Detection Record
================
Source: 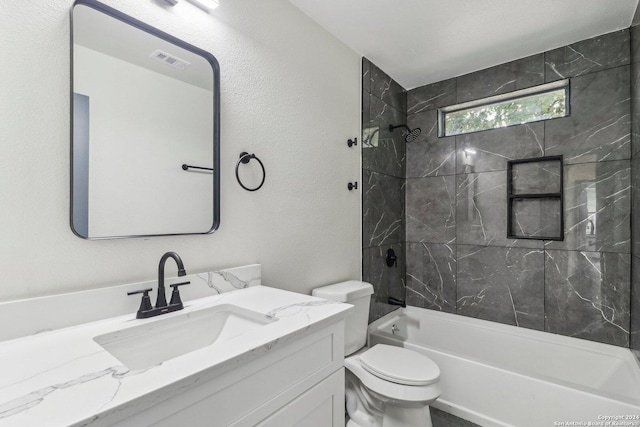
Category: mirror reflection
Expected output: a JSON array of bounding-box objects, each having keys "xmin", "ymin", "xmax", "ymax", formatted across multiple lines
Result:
[{"xmin": 71, "ymin": 0, "xmax": 219, "ymax": 239}]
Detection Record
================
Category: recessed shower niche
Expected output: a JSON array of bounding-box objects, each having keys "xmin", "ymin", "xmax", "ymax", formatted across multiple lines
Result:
[
  {"xmin": 71, "ymin": 0, "xmax": 220, "ymax": 239},
  {"xmin": 507, "ymin": 156, "xmax": 564, "ymax": 240}
]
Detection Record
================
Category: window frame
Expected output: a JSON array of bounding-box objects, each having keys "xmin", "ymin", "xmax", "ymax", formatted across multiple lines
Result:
[{"xmin": 437, "ymin": 79, "xmax": 570, "ymax": 137}]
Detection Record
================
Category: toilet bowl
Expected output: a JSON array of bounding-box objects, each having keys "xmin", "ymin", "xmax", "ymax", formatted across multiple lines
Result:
[
  {"xmin": 312, "ymin": 281, "xmax": 442, "ymax": 427},
  {"xmin": 345, "ymin": 344, "xmax": 441, "ymax": 427}
]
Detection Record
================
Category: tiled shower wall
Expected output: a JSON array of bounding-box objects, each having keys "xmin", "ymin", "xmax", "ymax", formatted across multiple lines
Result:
[
  {"xmin": 362, "ymin": 59, "xmax": 407, "ymax": 322},
  {"xmin": 631, "ymin": 12, "xmax": 640, "ymax": 351},
  {"xmin": 405, "ymin": 30, "xmax": 632, "ymax": 347}
]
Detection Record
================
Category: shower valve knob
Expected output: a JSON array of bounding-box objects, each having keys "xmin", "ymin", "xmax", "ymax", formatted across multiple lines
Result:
[
  {"xmin": 348, "ymin": 182, "xmax": 358, "ymax": 191},
  {"xmin": 347, "ymin": 138, "xmax": 358, "ymax": 147},
  {"xmin": 386, "ymin": 248, "xmax": 397, "ymax": 267}
]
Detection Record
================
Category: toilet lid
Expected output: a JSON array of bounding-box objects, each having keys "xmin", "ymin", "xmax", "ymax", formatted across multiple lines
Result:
[{"xmin": 359, "ymin": 344, "xmax": 440, "ymax": 386}]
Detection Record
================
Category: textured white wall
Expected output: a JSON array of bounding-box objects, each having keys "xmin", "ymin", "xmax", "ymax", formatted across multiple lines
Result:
[{"xmin": 0, "ymin": 0, "xmax": 361, "ymax": 301}]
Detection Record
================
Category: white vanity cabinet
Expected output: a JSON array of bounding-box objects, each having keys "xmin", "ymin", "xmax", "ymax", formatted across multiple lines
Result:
[
  {"xmin": 109, "ymin": 321, "xmax": 345, "ymax": 427},
  {"xmin": 0, "ymin": 269, "xmax": 351, "ymax": 427},
  {"xmin": 256, "ymin": 369, "xmax": 344, "ymax": 427}
]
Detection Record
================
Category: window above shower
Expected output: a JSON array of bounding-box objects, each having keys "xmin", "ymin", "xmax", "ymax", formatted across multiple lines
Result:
[{"xmin": 437, "ymin": 79, "xmax": 570, "ymax": 137}]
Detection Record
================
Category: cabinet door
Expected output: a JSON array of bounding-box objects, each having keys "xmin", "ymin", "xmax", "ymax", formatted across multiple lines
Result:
[{"xmin": 257, "ymin": 368, "xmax": 345, "ymax": 427}]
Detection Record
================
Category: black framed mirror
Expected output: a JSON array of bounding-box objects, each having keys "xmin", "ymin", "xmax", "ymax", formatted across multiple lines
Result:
[{"xmin": 71, "ymin": 0, "xmax": 220, "ymax": 239}]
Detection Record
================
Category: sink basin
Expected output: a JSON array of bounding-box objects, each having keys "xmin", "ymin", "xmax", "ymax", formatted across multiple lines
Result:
[{"xmin": 94, "ymin": 304, "xmax": 276, "ymax": 370}]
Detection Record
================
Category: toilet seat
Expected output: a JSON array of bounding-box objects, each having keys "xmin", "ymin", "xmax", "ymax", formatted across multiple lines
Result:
[
  {"xmin": 359, "ymin": 344, "xmax": 439, "ymax": 386},
  {"xmin": 345, "ymin": 345, "xmax": 442, "ymax": 404}
]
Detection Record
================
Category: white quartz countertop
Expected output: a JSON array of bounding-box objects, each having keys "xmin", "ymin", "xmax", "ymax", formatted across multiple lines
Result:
[{"xmin": 0, "ymin": 286, "xmax": 351, "ymax": 426}]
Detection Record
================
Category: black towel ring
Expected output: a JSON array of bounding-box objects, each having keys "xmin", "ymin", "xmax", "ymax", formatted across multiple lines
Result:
[{"xmin": 235, "ymin": 152, "xmax": 265, "ymax": 192}]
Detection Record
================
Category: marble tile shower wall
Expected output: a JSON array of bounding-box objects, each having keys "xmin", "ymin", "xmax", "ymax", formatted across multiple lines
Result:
[
  {"xmin": 405, "ymin": 30, "xmax": 632, "ymax": 347},
  {"xmin": 631, "ymin": 23, "xmax": 640, "ymax": 350},
  {"xmin": 362, "ymin": 58, "xmax": 407, "ymax": 322}
]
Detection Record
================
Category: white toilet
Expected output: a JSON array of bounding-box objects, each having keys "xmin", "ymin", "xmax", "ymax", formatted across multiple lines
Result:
[{"xmin": 312, "ymin": 281, "xmax": 442, "ymax": 427}]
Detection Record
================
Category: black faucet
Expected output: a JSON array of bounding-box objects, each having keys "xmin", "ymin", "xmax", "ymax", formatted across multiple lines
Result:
[
  {"xmin": 127, "ymin": 252, "xmax": 190, "ymax": 319},
  {"xmin": 157, "ymin": 251, "xmax": 187, "ymax": 308}
]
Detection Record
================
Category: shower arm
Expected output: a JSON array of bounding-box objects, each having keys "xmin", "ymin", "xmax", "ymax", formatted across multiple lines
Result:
[{"xmin": 389, "ymin": 124, "xmax": 411, "ymax": 133}]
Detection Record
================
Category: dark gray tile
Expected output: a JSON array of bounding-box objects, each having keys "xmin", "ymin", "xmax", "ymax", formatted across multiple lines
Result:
[
  {"xmin": 456, "ymin": 171, "xmax": 543, "ymax": 248},
  {"xmin": 431, "ymin": 407, "xmax": 481, "ymax": 427},
  {"xmin": 456, "ymin": 122, "xmax": 544, "ymax": 174},
  {"xmin": 367, "ymin": 242, "xmax": 405, "ymax": 324},
  {"xmin": 511, "ymin": 198, "xmax": 562, "ymax": 239},
  {"xmin": 545, "ymin": 161, "xmax": 631, "ymax": 253},
  {"xmin": 368, "ymin": 243, "xmax": 406, "ymax": 305},
  {"xmin": 545, "ymin": 250, "xmax": 630, "ymax": 347},
  {"xmin": 407, "ymin": 78, "xmax": 456, "ymax": 115},
  {"xmin": 634, "ymin": 156, "xmax": 640, "ymax": 257},
  {"xmin": 632, "ymin": 25, "xmax": 640, "ymax": 65},
  {"xmin": 362, "ymin": 57, "xmax": 371, "ymax": 93},
  {"xmin": 631, "ymin": 255, "xmax": 640, "ymax": 350},
  {"xmin": 456, "ymin": 54, "xmax": 544, "ymax": 103},
  {"xmin": 360, "ymin": 35, "xmax": 636, "ymax": 346},
  {"xmin": 362, "ymin": 248, "xmax": 371, "ymax": 284},
  {"xmin": 632, "ymin": 31, "xmax": 640, "ymax": 156},
  {"xmin": 368, "ymin": 60, "xmax": 406, "ymax": 113},
  {"xmin": 363, "ymin": 170, "xmax": 404, "ymax": 247},
  {"xmin": 545, "ymin": 66, "xmax": 631, "ymax": 164},
  {"xmin": 632, "ymin": 63, "xmax": 640, "ymax": 157},
  {"xmin": 457, "ymin": 245, "xmax": 545, "ymax": 330},
  {"xmin": 369, "ymin": 301, "xmax": 400, "ymax": 323},
  {"xmin": 545, "ymin": 30, "xmax": 630, "ymax": 82},
  {"xmin": 364, "ymin": 95, "xmax": 406, "ymax": 177},
  {"xmin": 511, "ymin": 159, "xmax": 562, "ymax": 194},
  {"xmin": 406, "ymin": 109, "xmax": 456, "ymax": 177},
  {"xmin": 406, "ymin": 176, "xmax": 456, "ymax": 244},
  {"xmin": 406, "ymin": 242, "xmax": 456, "ymax": 313}
]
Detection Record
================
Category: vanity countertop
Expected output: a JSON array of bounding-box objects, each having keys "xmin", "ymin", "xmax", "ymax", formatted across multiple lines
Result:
[{"xmin": 0, "ymin": 286, "xmax": 351, "ymax": 426}]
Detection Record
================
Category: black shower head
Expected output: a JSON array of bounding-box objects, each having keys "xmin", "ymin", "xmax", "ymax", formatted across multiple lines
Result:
[
  {"xmin": 404, "ymin": 127, "xmax": 422, "ymax": 143},
  {"xmin": 389, "ymin": 124, "xmax": 421, "ymax": 143}
]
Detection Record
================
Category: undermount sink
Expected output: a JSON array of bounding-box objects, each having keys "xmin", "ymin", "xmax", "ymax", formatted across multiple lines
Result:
[{"xmin": 94, "ymin": 304, "xmax": 276, "ymax": 370}]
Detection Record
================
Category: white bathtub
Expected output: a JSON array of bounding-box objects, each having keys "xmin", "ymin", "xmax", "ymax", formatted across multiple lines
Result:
[{"xmin": 368, "ymin": 306, "xmax": 640, "ymax": 427}]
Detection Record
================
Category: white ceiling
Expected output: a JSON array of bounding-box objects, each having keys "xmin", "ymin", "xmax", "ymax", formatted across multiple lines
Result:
[
  {"xmin": 74, "ymin": 4, "xmax": 213, "ymax": 91},
  {"xmin": 288, "ymin": 0, "xmax": 639, "ymax": 89}
]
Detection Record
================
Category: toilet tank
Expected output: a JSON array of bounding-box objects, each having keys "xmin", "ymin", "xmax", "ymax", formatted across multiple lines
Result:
[{"xmin": 312, "ymin": 281, "xmax": 374, "ymax": 356}]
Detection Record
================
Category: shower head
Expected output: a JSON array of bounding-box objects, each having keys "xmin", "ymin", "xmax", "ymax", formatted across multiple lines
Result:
[
  {"xmin": 389, "ymin": 124, "xmax": 421, "ymax": 143},
  {"xmin": 404, "ymin": 127, "xmax": 422, "ymax": 143}
]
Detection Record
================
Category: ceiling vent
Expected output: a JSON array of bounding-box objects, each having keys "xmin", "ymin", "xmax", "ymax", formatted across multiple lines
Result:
[{"xmin": 150, "ymin": 49, "xmax": 190, "ymax": 70}]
